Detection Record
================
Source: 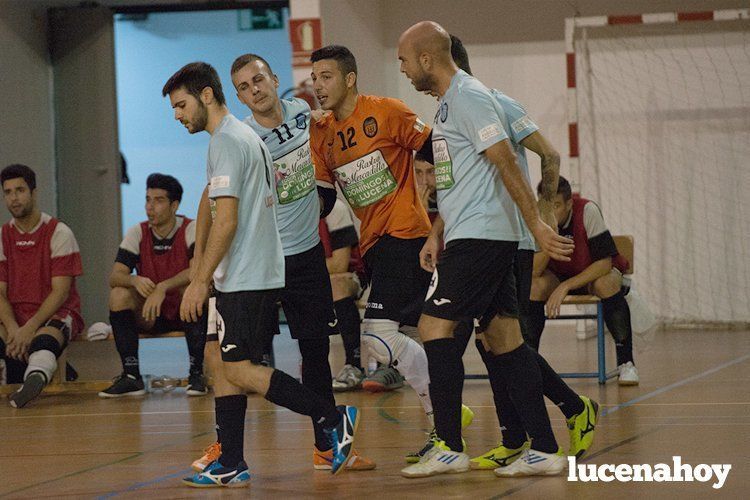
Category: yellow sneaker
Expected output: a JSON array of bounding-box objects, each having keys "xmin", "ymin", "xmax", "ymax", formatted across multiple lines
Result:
[
  {"xmin": 461, "ymin": 404, "xmax": 474, "ymax": 428},
  {"xmin": 191, "ymin": 442, "xmax": 222, "ymax": 472},
  {"xmin": 313, "ymin": 446, "xmax": 376, "ymax": 471},
  {"xmin": 470, "ymin": 441, "xmax": 528, "ymax": 470}
]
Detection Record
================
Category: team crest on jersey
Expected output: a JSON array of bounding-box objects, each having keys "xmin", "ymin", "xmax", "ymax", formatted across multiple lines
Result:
[
  {"xmin": 363, "ymin": 116, "xmax": 378, "ymax": 138},
  {"xmin": 439, "ymin": 101, "xmax": 449, "ymax": 123},
  {"xmin": 294, "ymin": 112, "xmax": 307, "ymax": 130}
]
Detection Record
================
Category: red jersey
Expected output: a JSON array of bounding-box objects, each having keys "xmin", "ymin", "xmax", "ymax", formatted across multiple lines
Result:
[{"xmin": 0, "ymin": 213, "xmax": 84, "ymax": 335}]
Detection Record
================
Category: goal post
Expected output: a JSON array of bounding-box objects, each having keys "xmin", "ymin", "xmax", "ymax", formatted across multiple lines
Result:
[{"xmin": 565, "ymin": 9, "xmax": 750, "ymax": 326}]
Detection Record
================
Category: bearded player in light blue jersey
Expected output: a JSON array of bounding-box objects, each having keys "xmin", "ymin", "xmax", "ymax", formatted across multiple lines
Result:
[
  {"xmin": 398, "ymin": 22, "xmax": 576, "ymax": 479},
  {"xmin": 189, "ymin": 54, "xmax": 374, "ymax": 474},
  {"xmin": 162, "ymin": 62, "xmax": 359, "ymax": 487}
]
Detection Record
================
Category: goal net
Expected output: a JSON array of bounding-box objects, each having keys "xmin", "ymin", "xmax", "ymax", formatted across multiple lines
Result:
[{"xmin": 569, "ymin": 12, "xmax": 750, "ymax": 326}]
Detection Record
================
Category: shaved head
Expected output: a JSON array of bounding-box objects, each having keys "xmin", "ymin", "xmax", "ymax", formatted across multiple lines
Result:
[{"xmin": 398, "ymin": 21, "xmax": 456, "ymax": 94}]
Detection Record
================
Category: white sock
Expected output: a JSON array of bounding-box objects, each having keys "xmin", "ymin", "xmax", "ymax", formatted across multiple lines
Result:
[{"xmin": 25, "ymin": 349, "xmax": 57, "ymax": 384}]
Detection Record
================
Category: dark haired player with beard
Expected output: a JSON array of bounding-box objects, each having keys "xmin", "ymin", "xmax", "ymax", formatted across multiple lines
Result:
[
  {"xmin": 162, "ymin": 62, "xmax": 359, "ymax": 487},
  {"xmin": 0, "ymin": 164, "xmax": 84, "ymax": 408}
]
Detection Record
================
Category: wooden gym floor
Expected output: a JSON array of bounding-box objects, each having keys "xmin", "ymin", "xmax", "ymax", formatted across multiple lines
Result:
[{"xmin": 0, "ymin": 324, "xmax": 748, "ymax": 499}]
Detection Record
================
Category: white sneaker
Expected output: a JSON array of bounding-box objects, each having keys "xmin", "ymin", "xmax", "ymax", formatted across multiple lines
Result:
[
  {"xmin": 618, "ymin": 361, "xmax": 639, "ymax": 386},
  {"xmin": 401, "ymin": 441, "xmax": 469, "ymax": 478},
  {"xmin": 332, "ymin": 364, "xmax": 364, "ymax": 392},
  {"xmin": 494, "ymin": 448, "xmax": 566, "ymax": 477}
]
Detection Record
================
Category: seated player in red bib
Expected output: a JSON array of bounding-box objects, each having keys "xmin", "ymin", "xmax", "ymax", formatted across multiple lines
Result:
[
  {"xmin": 0, "ymin": 164, "xmax": 84, "ymax": 408},
  {"xmin": 99, "ymin": 173, "xmax": 207, "ymax": 397},
  {"xmin": 529, "ymin": 176, "xmax": 638, "ymax": 385}
]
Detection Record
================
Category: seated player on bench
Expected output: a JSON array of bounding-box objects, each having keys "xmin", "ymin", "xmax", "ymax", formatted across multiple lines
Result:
[
  {"xmin": 99, "ymin": 173, "xmax": 207, "ymax": 397},
  {"xmin": 0, "ymin": 164, "xmax": 84, "ymax": 408},
  {"xmin": 528, "ymin": 175, "xmax": 639, "ymax": 385}
]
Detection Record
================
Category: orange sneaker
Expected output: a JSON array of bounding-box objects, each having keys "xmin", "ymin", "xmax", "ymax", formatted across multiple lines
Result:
[
  {"xmin": 313, "ymin": 446, "xmax": 376, "ymax": 471},
  {"xmin": 192, "ymin": 442, "xmax": 222, "ymax": 472}
]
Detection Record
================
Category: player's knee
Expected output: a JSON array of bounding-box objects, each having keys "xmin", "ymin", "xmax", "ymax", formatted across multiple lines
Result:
[
  {"xmin": 483, "ymin": 315, "xmax": 523, "ymax": 354},
  {"xmin": 530, "ymin": 274, "xmax": 555, "ymax": 300},
  {"xmin": 109, "ymin": 286, "xmax": 135, "ymax": 311},
  {"xmin": 591, "ymin": 271, "xmax": 621, "ymax": 298}
]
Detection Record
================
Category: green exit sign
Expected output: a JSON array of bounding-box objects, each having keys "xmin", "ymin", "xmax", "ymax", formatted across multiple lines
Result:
[{"xmin": 237, "ymin": 7, "xmax": 284, "ymax": 31}]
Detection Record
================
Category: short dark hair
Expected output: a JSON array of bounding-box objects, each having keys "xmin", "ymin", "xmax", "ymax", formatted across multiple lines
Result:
[
  {"xmin": 1, "ymin": 164, "xmax": 36, "ymax": 191},
  {"xmin": 231, "ymin": 53, "xmax": 273, "ymax": 76},
  {"xmin": 414, "ymin": 147, "xmax": 433, "ymax": 165},
  {"xmin": 311, "ymin": 45, "xmax": 357, "ymax": 77},
  {"xmin": 450, "ymin": 34, "xmax": 472, "ymax": 75},
  {"xmin": 538, "ymin": 175, "xmax": 572, "ymax": 201},
  {"xmin": 147, "ymin": 173, "xmax": 183, "ymax": 203},
  {"xmin": 162, "ymin": 62, "xmax": 225, "ymax": 105}
]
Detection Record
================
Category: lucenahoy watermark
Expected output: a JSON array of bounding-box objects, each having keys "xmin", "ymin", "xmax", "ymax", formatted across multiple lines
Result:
[{"xmin": 567, "ymin": 456, "xmax": 731, "ymax": 489}]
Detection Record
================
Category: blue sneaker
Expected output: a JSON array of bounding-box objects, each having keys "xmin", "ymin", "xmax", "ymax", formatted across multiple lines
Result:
[
  {"xmin": 325, "ymin": 405, "xmax": 360, "ymax": 475},
  {"xmin": 182, "ymin": 460, "xmax": 251, "ymax": 488}
]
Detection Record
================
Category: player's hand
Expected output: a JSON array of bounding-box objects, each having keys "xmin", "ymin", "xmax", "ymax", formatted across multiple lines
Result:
[
  {"xmin": 417, "ymin": 184, "xmax": 432, "ymax": 210},
  {"xmin": 180, "ymin": 281, "xmax": 208, "ymax": 323},
  {"xmin": 420, "ymin": 234, "xmax": 441, "ymax": 272},
  {"xmin": 310, "ymin": 109, "xmax": 330, "ymax": 123},
  {"xmin": 142, "ymin": 284, "xmax": 166, "ymax": 322},
  {"xmin": 131, "ymin": 275, "xmax": 156, "ymax": 298},
  {"xmin": 532, "ymin": 220, "xmax": 574, "ymax": 262},
  {"xmin": 7, "ymin": 323, "xmax": 35, "ymax": 361},
  {"xmin": 546, "ymin": 283, "xmax": 570, "ymax": 318}
]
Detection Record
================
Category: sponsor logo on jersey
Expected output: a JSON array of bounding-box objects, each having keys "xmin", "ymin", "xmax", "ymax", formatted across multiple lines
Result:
[
  {"xmin": 295, "ymin": 112, "xmax": 307, "ymax": 130},
  {"xmin": 15, "ymin": 240, "xmax": 35, "ymax": 247},
  {"xmin": 478, "ymin": 123, "xmax": 502, "ymax": 142}
]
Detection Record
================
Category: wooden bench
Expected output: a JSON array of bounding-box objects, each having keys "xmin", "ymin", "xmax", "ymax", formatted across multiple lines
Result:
[{"xmin": 554, "ymin": 235, "xmax": 634, "ymax": 384}]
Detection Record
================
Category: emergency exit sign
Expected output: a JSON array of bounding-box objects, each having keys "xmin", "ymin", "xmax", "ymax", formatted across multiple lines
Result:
[{"xmin": 237, "ymin": 7, "xmax": 284, "ymax": 31}]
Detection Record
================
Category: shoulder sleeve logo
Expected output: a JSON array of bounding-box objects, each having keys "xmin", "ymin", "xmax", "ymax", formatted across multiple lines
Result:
[{"xmin": 363, "ymin": 116, "xmax": 378, "ymax": 138}]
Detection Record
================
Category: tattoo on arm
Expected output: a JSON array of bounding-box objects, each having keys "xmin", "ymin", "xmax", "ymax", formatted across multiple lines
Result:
[{"xmin": 539, "ymin": 152, "xmax": 560, "ymax": 203}]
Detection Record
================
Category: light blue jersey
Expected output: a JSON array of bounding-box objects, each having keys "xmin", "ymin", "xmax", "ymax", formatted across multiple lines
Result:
[
  {"xmin": 431, "ymin": 70, "xmax": 522, "ymax": 244},
  {"xmin": 490, "ymin": 89, "xmax": 539, "ymax": 251},
  {"xmin": 244, "ymin": 98, "xmax": 320, "ymax": 256},
  {"xmin": 207, "ymin": 114, "xmax": 284, "ymax": 292}
]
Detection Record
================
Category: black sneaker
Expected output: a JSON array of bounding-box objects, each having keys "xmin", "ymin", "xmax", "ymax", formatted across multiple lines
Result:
[
  {"xmin": 9, "ymin": 372, "xmax": 47, "ymax": 408},
  {"xmin": 98, "ymin": 373, "xmax": 146, "ymax": 398},
  {"xmin": 186, "ymin": 373, "xmax": 208, "ymax": 397}
]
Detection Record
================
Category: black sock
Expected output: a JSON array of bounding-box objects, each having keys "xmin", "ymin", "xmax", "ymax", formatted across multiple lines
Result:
[
  {"xmin": 424, "ymin": 338, "xmax": 464, "ymax": 452},
  {"xmin": 299, "ymin": 339, "xmax": 336, "ymax": 451},
  {"xmin": 334, "ymin": 297, "xmax": 362, "ymax": 369},
  {"xmin": 454, "ymin": 320, "xmax": 474, "ymax": 357},
  {"xmin": 215, "ymin": 395, "xmax": 246, "ymax": 467},
  {"xmin": 532, "ymin": 349, "xmax": 584, "ymax": 419},
  {"xmin": 110, "ymin": 310, "xmax": 140, "ymax": 378},
  {"xmin": 476, "ymin": 339, "xmax": 526, "ymax": 448},
  {"xmin": 524, "ymin": 301, "xmax": 546, "ymax": 351},
  {"xmin": 265, "ymin": 369, "xmax": 340, "ymax": 428},
  {"xmin": 491, "ymin": 344, "xmax": 558, "ymax": 453},
  {"xmin": 602, "ymin": 289, "xmax": 634, "ymax": 366},
  {"xmin": 184, "ymin": 318, "xmax": 207, "ymax": 376}
]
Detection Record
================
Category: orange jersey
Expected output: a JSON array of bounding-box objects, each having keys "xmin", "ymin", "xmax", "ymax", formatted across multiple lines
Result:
[{"xmin": 311, "ymin": 94, "xmax": 432, "ymax": 255}]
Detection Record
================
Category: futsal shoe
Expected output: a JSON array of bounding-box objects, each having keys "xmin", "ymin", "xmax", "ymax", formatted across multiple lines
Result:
[
  {"xmin": 186, "ymin": 373, "xmax": 209, "ymax": 397},
  {"xmin": 9, "ymin": 372, "xmax": 46, "ymax": 408},
  {"xmin": 618, "ymin": 361, "xmax": 640, "ymax": 386},
  {"xmin": 98, "ymin": 373, "xmax": 146, "ymax": 398},
  {"xmin": 405, "ymin": 404, "xmax": 474, "ymax": 463},
  {"xmin": 192, "ymin": 442, "xmax": 222, "ymax": 472},
  {"xmin": 313, "ymin": 446, "xmax": 376, "ymax": 470},
  {"xmin": 183, "ymin": 460, "xmax": 251, "ymax": 488},
  {"xmin": 494, "ymin": 447, "xmax": 566, "ymax": 477},
  {"xmin": 324, "ymin": 405, "xmax": 360, "ymax": 475},
  {"xmin": 362, "ymin": 366, "xmax": 404, "ymax": 392},
  {"xmin": 470, "ymin": 441, "xmax": 528, "ymax": 470},
  {"xmin": 401, "ymin": 440, "xmax": 469, "ymax": 478},
  {"xmin": 332, "ymin": 364, "xmax": 365, "ymax": 392},
  {"xmin": 567, "ymin": 396, "xmax": 599, "ymax": 458}
]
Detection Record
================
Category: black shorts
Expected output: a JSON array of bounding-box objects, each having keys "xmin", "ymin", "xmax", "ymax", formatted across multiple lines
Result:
[
  {"xmin": 421, "ymin": 239, "xmax": 519, "ymax": 330},
  {"xmin": 280, "ymin": 242, "xmax": 337, "ymax": 340},
  {"xmin": 362, "ymin": 234, "xmax": 432, "ymax": 327},
  {"xmin": 514, "ymin": 249, "xmax": 534, "ymax": 315},
  {"xmin": 215, "ymin": 289, "xmax": 281, "ymax": 363}
]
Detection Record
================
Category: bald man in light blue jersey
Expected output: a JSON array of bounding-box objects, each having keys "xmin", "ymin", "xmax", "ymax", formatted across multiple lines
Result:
[
  {"xmin": 444, "ymin": 34, "xmax": 599, "ymax": 474},
  {"xmin": 163, "ymin": 62, "xmax": 359, "ymax": 487},
  {"xmin": 398, "ymin": 22, "xmax": 576, "ymax": 479}
]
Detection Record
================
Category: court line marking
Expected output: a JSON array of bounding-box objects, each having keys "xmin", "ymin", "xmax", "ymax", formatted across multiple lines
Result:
[{"xmin": 96, "ymin": 468, "xmax": 194, "ymax": 500}]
